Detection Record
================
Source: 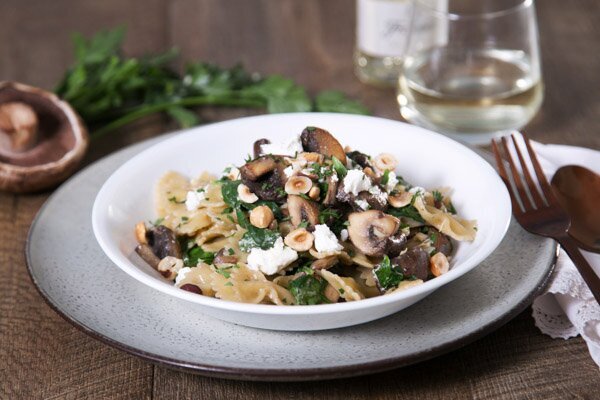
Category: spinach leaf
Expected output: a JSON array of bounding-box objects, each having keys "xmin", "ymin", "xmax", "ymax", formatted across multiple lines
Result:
[
  {"xmin": 184, "ymin": 245, "xmax": 215, "ymax": 267},
  {"xmin": 220, "ymin": 179, "xmax": 241, "ymax": 208},
  {"xmin": 387, "ymin": 204, "xmax": 425, "ymax": 223},
  {"xmin": 239, "ymin": 228, "xmax": 280, "ymax": 252},
  {"xmin": 289, "ymin": 274, "xmax": 330, "ymax": 305},
  {"xmin": 374, "ymin": 255, "xmax": 404, "ymax": 290}
]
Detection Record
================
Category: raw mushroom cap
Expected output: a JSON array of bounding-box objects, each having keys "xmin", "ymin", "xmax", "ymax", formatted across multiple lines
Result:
[{"xmin": 347, "ymin": 210, "xmax": 400, "ymax": 256}]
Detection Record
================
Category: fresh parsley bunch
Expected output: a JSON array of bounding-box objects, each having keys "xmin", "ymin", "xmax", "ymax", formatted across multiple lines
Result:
[{"xmin": 55, "ymin": 27, "xmax": 369, "ymax": 138}]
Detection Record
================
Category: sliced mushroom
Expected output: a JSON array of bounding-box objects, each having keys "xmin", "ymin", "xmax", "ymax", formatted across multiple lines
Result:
[
  {"xmin": 239, "ymin": 156, "xmax": 278, "ymax": 181},
  {"xmin": 147, "ymin": 225, "xmax": 183, "ymax": 259},
  {"xmin": 387, "ymin": 232, "xmax": 408, "ymax": 257},
  {"xmin": 300, "ymin": 127, "xmax": 346, "ymax": 164},
  {"xmin": 323, "ymin": 175, "xmax": 339, "ymax": 205},
  {"xmin": 430, "ymin": 228, "xmax": 453, "ymax": 256},
  {"xmin": 347, "ymin": 210, "xmax": 400, "ymax": 256},
  {"xmin": 241, "ymin": 162, "xmax": 287, "ymax": 202},
  {"xmin": 311, "ymin": 256, "xmax": 339, "ymax": 270},
  {"xmin": 135, "ymin": 244, "xmax": 161, "ymax": 269},
  {"xmin": 287, "ymin": 194, "xmax": 320, "ymax": 228},
  {"xmin": 354, "ymin": 191, "xmax": 387, "ymax": 211},
  {"xmin": 391, "ymin": 247, "xmax": 429, "ymax": 280},
  {"xmin": 214, "ymin": 248, "xmax": 238, "ymax": 265},
  {"xmin": 346, "ymin": 150, "xmax": 372, "ymax": 169},
  {"xmin": 253, "ymin": 138, "xmax": 270, "ymax": 159}
]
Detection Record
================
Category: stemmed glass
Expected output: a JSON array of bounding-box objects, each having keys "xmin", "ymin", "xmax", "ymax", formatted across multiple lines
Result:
[{"xmin": 397, "ymin": 0, "xmax": 543, "ymax": 144}]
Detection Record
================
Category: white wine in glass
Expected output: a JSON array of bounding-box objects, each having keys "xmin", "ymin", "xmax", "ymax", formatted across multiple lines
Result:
[{"xmin": 398, "ymin": 0, "xmax": 544, "ymax": 144}]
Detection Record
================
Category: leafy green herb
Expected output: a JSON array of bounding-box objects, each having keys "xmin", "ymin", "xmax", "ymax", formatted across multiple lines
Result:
[
  {"xmin": 374, "ymin": 255, "xmax": 404, "ymax": 290},
  {"xmin": 387, "ymin": 205, "xmax": 425, "ymax": 223},
  {"xmin": 239, "ymin": 228, "xmax": 280, "ymax": 252},
  {"xmin": 380, "ymin": 170, "xmax": 390, "ymax": 186},
  {"xmin": 314, "ymin": 90, "xmax": 370, "ymax": 115},
  {"xmin": 220, "ymin": 180, "xmax": 241, "ymax": 208},
  {"xmin": 305, "ymin": 126, "xmax": 316, "ymax": 132},
  {"xmin": 55, "ymin": 28, "xmax": 369, "ymax": 138},
  {"xmin": 184, "ymin": 245, "xmax": 215, "ymax": 267},
  {"xmin": 227, "ymin": 248, "xmax": 235, "ymax": 255},
  {"xmin": 216, "ymin": 266, "xmax": 232, "ymax": 278},
  {"xmin": 168, "ymin": 196, "xmax": 185, "ymax": 204},
  {"xmin": 432, "ymin": 190, "xmax": 443, "ymax": 203},
  {"xmin": 331, "ymin": 156, "xmax": 347, "ymax": 179},
  {"xmin": 338, "ymin": 288, "xmax": 345, "ymax": 295},
  {"xmin": 319, "ymin": 208, "xmax": 341, "ymax": 224},
  {"xmin": 447, "ymin": 201, "xmax": 457, "ymax": 214},
  {"xmin": 297, "ymin": 221, "xmax": 309, "ymax": 229},
  {"xmin": 150, "ymin": 217, "xmax": 164, "ymax": 226},
  {"xmin": 289, "ymin": 274, "xmax": 330, "ymax": 305},
  {"xmin": 224, "ymin": 282, "xmax": 234, "ymax": 287}
]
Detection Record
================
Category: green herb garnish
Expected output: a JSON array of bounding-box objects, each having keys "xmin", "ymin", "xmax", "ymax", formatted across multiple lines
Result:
[
  {"xmin": 168, "ymin": 196, "xmax": 185, "ymax": 204},
  {"xmin": 331, "ymin": 156, "xmax": 347, "ymax": 178},
  {"xmin": 289, "ymin": 274, "xmax": 330, "ymax": 305},
  {"xmin": 432, "ymin": 190, "xmax": 443, "ymax": 203},
  {"xmin": 184, "ymin": 245, "xmax": 215, "ymax": 267},
  {"xmin": 380, "ymin": 170, "xmax": 390, "ymax": 186},
  {"xmin": 374, "ymin": 255, "xmax": 404, "ymax": 290},
  {"xmin": 387, "ymin": 205, "xmax": 425, "ymax": 223},
  {"xmin": 55, "ymin": 28, "xmax": 369, "ymax": 138}
]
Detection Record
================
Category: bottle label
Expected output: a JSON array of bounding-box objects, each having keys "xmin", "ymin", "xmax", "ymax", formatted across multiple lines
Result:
[{"xmin": 357, "ymin": 0, "xmax": 413, "ymax": 58}]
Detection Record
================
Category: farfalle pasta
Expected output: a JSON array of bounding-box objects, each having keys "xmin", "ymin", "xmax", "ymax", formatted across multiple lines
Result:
[{"xmin": 133, "ymin": 127, "xmax": 477, "ymax": 305}]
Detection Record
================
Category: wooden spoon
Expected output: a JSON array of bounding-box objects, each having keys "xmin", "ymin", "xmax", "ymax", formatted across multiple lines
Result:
[{"xmin": 551, "ymin": 165, "xmax": 600, "ymax": 253}]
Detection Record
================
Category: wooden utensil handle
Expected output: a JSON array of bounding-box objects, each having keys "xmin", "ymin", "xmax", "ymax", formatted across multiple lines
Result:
[{"xmin": 558, "ymin": 235, "xmax": 600, "ymax": 305}]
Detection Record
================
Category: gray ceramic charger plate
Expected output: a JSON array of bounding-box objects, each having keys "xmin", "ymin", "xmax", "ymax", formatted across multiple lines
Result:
[{"xmin": 26, "ymin": 133, "xmax": 556, "ymax": 382}]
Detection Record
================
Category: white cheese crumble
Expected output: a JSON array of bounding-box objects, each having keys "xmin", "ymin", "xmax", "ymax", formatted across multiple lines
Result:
[
  {"xmin": 385, "ymin": 171, "xmax": 399, "ymax": 192},
  {"xmin": 283, "ymin": 165, "xmax": 295, "ymax": 178},
  {"xmin": 342, "ymin": 169, "xmax": 372, "ymax": 195},
  {"xmin": 260, "ymin": 133, "xmax": 303, "ymax": 157},
  {"xmin": 185, "ymin": 190, "xmax": 206, "ymax": 211},
  {"xmin": 340, "ymin": 229, "xmax": 349, "ymax": 242},
  {"xmin": 313, "ymin": 224, "xmax": 344, "ymax": 253},
  {"xmin": 247, "ymin": 237, "xmax": 298, "ymax": 275},
  {"xmin": 175, "ymin": 267, "xmax": 192, "ymax": 285},
  {"xmin": 368, "ymin": 185, "xmax": 388, "ymax": 203},
  {"xmin": 409, "ymin": 186, "xmax": 426, "ymax": 197},
  {"xmin": 355, "ymin": 199, "xmax": 370, "ymax": 210}
]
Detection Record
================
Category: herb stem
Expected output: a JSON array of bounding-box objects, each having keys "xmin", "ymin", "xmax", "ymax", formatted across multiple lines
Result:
[{"xmin": 91, "ymin": 95, "xmax": 265, "ymax": 138}]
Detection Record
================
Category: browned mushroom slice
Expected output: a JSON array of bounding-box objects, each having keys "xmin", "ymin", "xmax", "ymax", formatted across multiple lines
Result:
[
  {"xmin": 300, "ymin": 127, "xmax": 346, "ymax": 164},
  {"xmin": 242, "ymin": 164, "xmax": 287, "ymax": 202},
  {"xmin": 239, "ymin": 156, "xmax": 278, "ymax": 181},
  {"xmin": 347, "ymin": 210, "xmax": 400, "ymax": 257},
  {"xmin": 147, "ymin": 225, "xmax": 183, "ymax": 259},
  {"xmin": 323, "ymin": 175, "xmax": 339, "ymax": 205},
  {"xmin": 387, "ymin": 232, "xmax": 408, "ymax": 257},
  {"xmin": 253, "ymin": 138, "xmax": 270, "ymax": 159},
  {"xmin": 287, "ymin": 194, "xmax": 320, "ymax": 228},
  {"xmin": 311, "ymin": 256, "xmax": 339, "ymax": 270},
  {"xmin": 354, "ymin": 191, "xmax": 387, "ymax": 211},
  {"xmin": 135, "ymin": 244, "xmax": 161, "ymax": 269},
  {"xmin": 391, "ymin": 247, "xmax": 429, "ymax": 280},
  {"xmin": 213, "ymin": 248, "xmax": 238, "ymax": 265},
  {"xmin": 346, "ymin": 150, "xmax": 372, "ymax": 169},
  {"xmin": 430, "ymin": 228, "xmax": 453, "ymax": 256}
]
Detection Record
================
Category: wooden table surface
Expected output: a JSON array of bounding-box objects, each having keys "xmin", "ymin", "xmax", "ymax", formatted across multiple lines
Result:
[{"xmin": 1, "ymin": 1, "xmax": 599, "ymax": 398}]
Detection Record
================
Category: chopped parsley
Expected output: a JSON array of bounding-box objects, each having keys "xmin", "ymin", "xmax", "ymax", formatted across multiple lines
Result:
[
  {"xmin": 387, "ymin": 204, "xmax": 425, "ymax": 223},
  {"xmin": 289, "ymin": 274, "xmax": 330, "ymax": 305},
  {"xmin": 216, "ymin": 266, "xmax": 232, "ymax": 278},
  {"xmin": 168, "ymin": 196, "xmax": 185, "ymax": 204},
  {"xmin": 227, "ymin": 248, "xmax": 235, "ymax": 255},
  {"xmin": 224, "ymin": 282, "xmax": 234, "ymax": 287},
  {"xmin": 447, "ymin": 201, "xmax": 457, "ymax": 214},
  {"xmin": 380, "ymin": 169, "xmax": 390, "ymax": 186},
  {"xmin": 374, "ymin": 255, "xmax": 404, "ymax": 290},
  {"xmin": 150, "ymin": 217, "xmax": 164, "ymax": 226},
  {"xmin": 239, "ymin": 227, "xmax": 280, "ymax": 252},
  {"xmin": 432, "ymin": 190, "xmax": 443, "ymax": 203}
]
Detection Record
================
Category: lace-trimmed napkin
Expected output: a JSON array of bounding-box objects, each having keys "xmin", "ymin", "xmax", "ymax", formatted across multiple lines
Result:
[{"xmin": 509, "ymin": 134, "xmax": 600, "ymax": 366}]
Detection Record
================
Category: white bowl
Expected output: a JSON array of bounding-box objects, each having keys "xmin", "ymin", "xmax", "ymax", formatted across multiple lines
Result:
[{"xmin": 92, "ymin": 113, "xmax": 511, "ymax": 331}]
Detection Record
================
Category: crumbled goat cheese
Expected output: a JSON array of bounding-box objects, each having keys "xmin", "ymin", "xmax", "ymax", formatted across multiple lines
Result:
[
  {"xmin": 185, "ymin": 190, "xmax": 206, "ymax": 211},
  {"xmin": 368, "ymin": 185, "xmax": 388, "ymax": 203},
  {"xmin": 385, "ymin": 171, "xmax": 399, "ymax": 192},
  {"xmin": 409, "ymin": 186, "xmax": 426, "ymax": 197},
  {"xmin": 340, "ymin": 229, "xmax": 349, "ymax": 242},
  {"xmin": 175, "ymin": 267, "xmax": 193, "ymax": 285},
  {"xmin": 283, "ymin": 165, "xmax": 295, "ymax": 178},
  {"xmin": 314, "ymin": 224, "xmax": 344, "ymax": 253},
  {"xmin": 260, "ymin": 133, "xmax": 303, "ymax": 157},
  {"xmin": 247, "ymin": 237, "xmax": 298, "ymax": 275},
  {"xmin": 343, "ymin": 169, "xmax": 372, "ymax": 195},
  {"xmin": 355, "ymin": 199, "xmax": 370, "ymax": 210}
]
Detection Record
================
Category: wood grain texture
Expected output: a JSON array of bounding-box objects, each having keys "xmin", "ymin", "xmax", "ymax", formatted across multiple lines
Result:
[{"xmin": 1, "ymin": 0, "xmax": 599, "ymax": 399}]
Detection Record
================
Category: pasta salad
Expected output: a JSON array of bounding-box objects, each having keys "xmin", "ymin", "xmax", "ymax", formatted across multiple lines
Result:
[{"xmin": 133, "ymin": 127, "xmax": 477, "ymax": 305}]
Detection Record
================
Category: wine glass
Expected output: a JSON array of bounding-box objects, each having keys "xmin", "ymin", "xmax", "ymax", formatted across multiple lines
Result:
[{"xmin": 397, "ymin": 0, "xmax": 543, "ymax": 144}]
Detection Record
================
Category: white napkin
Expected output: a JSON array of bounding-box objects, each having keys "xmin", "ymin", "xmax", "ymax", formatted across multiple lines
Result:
[{"xmin": 509, "ymin": 134, "xmax": 600, "ymax": 367}]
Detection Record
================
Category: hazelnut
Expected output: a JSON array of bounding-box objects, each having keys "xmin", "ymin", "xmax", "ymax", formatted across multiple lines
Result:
[
  {"xmin": 430, "ymin": 252, "xmax": 449, "ymax": 277},
  {"xmin": 363, "ymin": 167, "xmax": 377, "ymax": 180},
  {"xmin": 388, "ymin": 191, "xmax": 412, "ymax": 208},
  {"xmin": 308, "ymin": 186, "xmax": 320, "ymax": 200},
  {"xmin": 285, "ymin": 176, "xmax": 313, "ymax": 195},
  {"xmin": 374, "ymin": 153, "xmax": 398, "ymax": 172},
  {"xmin": 249, "ymin": 205, "xmax": 274, "ymax": 228},
  {"xmin": 299, "ymin": 152, "xmax": 324, "ymax": 164},
  {"xmin": 237, "ymin": 183, "xmax": 259, "ymax": 203},
  {"xmin": 134, "ymin": 221, "xmax": 148, "ymax": 244},
  {"xmin": 284, "ymin": 228, "xmax": 314, "ymax": 252},
  {"xmin": 157, "ymin": 256, "xmax": 184, "ymax": 280}
]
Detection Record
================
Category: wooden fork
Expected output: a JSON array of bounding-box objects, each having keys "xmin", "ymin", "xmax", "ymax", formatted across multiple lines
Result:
[{"xmin": 492, "ymin": 133, "xmax": 600, "ymax": 305}]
